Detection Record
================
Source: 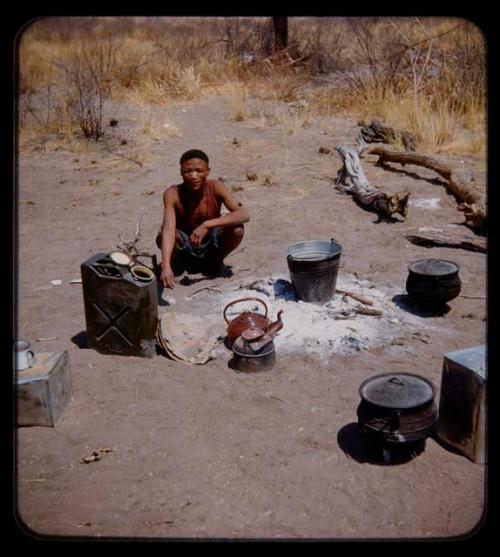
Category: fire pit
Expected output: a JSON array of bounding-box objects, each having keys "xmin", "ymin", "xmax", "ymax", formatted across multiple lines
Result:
[{"xmin": 357, "ymin": 372, "xmax": 438, "ymax": 463}]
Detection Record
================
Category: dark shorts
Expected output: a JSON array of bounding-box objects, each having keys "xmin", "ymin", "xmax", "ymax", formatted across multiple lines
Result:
[{"xmin": 177, "ymin": 227, "xmax": 222, "ymax": 271}]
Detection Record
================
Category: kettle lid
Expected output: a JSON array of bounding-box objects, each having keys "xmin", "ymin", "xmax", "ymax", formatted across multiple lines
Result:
[{"xmin": 233, "ymin": 328, "xmax": 274, "ymax": 355}]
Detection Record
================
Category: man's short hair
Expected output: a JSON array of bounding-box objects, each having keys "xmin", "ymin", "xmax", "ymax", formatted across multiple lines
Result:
[{"xmin": 180, "ymin": 149, "xmax": 209, "ymax": 165}]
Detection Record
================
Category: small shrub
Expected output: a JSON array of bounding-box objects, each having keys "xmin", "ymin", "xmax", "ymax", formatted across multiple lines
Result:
[{"xmin": 58, "ymin": 39, "xmax": 117, "ymax": 141}]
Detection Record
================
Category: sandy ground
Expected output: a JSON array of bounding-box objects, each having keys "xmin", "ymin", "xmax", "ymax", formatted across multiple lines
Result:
[{"xmin": 15, "ymin": 94, "xmax": 487, "ymax": 541}]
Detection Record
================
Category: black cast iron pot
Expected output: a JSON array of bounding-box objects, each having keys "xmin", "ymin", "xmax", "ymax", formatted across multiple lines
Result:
[
  {"xmin": 357, "ymin": 373, "xmax": 438, "ymax": 444},
  {"xmin": 406, "ymin": 259, "xmax": 461, "ymax": 306}
]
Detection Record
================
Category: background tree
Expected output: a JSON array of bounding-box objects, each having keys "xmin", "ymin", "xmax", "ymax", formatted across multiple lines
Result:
[{"xmin": 272, "ymin": 16, "xmax": 288, "ymax": 51}]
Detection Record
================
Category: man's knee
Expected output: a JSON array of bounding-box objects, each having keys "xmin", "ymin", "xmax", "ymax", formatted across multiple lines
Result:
[
  {"xmin": 223, "ymin": 224, "xmax": 244, "ymax": 241},
  {"xmin": 233, "ymin": 224, "xmax": 244, "ymax": 239}
]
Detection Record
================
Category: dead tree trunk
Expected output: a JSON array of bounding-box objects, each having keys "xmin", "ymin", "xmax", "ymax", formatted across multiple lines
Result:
[
  {"xmin": 272, "ymin": 16, "xmax": 288, "ymax": 52},
  {"xmin": 335, "ymin": 145, "xmax": 410, "ymax": 220},
  {"xmin": 366, "ymin": 145, "xmax": 486, "ymax": 230}
]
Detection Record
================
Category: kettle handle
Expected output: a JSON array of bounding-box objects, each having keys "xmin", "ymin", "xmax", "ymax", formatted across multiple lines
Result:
[{"xmin": 223, "ymin": 297, "xmax": 269, "ymax": 325}]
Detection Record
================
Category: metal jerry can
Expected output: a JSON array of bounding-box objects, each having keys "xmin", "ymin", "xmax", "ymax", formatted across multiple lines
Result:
[{"xmin": 81, "ymin": 253, "xmax": 158, "ymax": 358}]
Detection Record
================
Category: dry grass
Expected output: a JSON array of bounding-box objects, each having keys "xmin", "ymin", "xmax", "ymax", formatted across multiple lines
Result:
[{"xmin": 17, "ymin": 16, "xmax": 486, "ymax": 155}]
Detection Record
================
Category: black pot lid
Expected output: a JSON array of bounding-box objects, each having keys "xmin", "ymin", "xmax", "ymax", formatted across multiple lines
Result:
[
  {"xmin": 408, "ymin": 259, "xmax": 459, "ymax": 277},
  {"xmin": 359, "ymin": 373, "xmax": 435, "ymax": 409}
]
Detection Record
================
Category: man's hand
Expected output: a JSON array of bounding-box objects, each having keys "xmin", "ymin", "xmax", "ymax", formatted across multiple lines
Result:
[
  {"xmin": 160, "ymin": 263, "xmax": 175, "ymax": 289},
  {"xmin": 190, "ymin": 223, "xmax": 209, "ymax": 248}
]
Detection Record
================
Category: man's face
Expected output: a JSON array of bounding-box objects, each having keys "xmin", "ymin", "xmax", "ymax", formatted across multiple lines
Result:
[{"xmin": 180, "ymin": 158, "xmax": 210, "ymax": 192}]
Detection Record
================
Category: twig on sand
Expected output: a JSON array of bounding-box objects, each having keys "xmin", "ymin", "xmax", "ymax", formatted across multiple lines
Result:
[
  {"xmin": 81, "ymin": 447, "xmax": 115, "ymax": 464},
  {"xmin": 354, "ymin": 305, "xmax": 383, "ymax": 316},
  {"xmin": 237, "ymin": 280, "xmax": 269, "ymax": 295},
  {"xmin": 268, "ymin": 395, "xmax": 287, "ymax": 404},
  {"xmin": 337, "ymin": 289, "xmax": 374, "ymax": 306},
  {"xmin": 187, "ymin": 285, "xmax": 223, "ymax": 298},
  {"xmin": 104, "ymin": 146, "xmax": 143, "ymax": 167},
  {"xmin": 459, "ymin": 294, "xmax": 486, "ymax": 300}
]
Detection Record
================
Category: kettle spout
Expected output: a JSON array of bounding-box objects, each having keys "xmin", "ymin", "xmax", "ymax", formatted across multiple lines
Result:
[{"xmin": 265, "ymin": 309, "xmax": 284, "ymax": 338}]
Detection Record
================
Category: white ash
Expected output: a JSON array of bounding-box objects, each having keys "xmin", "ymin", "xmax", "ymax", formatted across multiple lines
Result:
[{"xmin": 189, "ymin": 274, "xmax": 436, "ymax": 361}]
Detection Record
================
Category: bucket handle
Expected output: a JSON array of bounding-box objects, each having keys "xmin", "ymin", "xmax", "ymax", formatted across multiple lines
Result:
[{"xmin": 223, "ymin": 297, "xmax": 268, "ymax": 325}]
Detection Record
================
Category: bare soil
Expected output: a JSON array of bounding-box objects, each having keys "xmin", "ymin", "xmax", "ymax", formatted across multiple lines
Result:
[{"xmin": 15, "ymin": 95, "xmax": 486, "ymax": 540}]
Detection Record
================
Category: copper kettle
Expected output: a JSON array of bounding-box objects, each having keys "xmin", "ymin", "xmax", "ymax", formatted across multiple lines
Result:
[{"xmin": 223, "ymin": 297, "xmax": 283, "ymax": 348}]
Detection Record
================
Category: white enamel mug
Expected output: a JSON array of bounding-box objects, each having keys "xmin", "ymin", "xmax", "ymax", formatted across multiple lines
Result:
[{"xmin": 14, "ymin": 340, "xmax": 35, "ymax": 371}]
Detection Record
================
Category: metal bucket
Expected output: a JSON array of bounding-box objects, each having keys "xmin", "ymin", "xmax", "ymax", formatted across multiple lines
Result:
[{"xmin": 286, "ymin": 239, "xmax": 342, "ymax": 303}]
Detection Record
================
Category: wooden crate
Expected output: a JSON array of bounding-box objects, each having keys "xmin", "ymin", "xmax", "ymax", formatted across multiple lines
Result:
[
  {"xmin": 16, "ymin": 351, "xmax": 72, "ymax": 427},
  {"xmin": 436, "ymin": 345, "xmax": 486, "ymax": 463}
]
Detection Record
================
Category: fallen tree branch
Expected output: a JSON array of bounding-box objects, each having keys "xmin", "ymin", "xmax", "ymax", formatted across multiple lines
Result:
[
  {"xmin": 365, "ymin": 145, "xmax": 486, "ymax": 230},
  {"xmin": 358, "ymin": 118, "xmax": 421, "ymax": 151},
  {"xmin": 405, "ymin": 231, "xmax": 486, "ymax": 253},
  {"xmin": 335, "ymin": 145, "xmax": 410, "ymax": 220}
]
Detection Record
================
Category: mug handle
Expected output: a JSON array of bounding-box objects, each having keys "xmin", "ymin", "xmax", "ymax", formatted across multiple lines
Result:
[{"xmin": 27, "ymin": 350, "xmax": 35, "ymax": 366}]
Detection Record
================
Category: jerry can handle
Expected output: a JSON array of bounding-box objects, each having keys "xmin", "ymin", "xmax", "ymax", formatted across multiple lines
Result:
[
  {"xmin": 91, "ymin": 261, "xmax": 126, "ymax": 278},
  {"xmin": 223, "ymin": 297, "xmax": 268, "ymax": 325}
]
